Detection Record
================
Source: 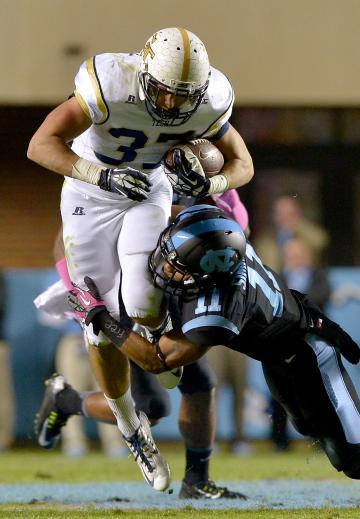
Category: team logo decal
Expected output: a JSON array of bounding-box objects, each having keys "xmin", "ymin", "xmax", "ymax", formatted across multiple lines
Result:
[
  {"xmin": 126, "ymin": 95, "xmax": 136, "ymax": 104},
  {"xmin": 72, "ymin": 206, "xmax": 85, "ymax": 215},
  {"xmin": 199, "ymin": 248, "xmax": 235, "ymax": 273},
  {"xmin": 143, "ymin": 42, "xmax": 155, "ymax": 62}
]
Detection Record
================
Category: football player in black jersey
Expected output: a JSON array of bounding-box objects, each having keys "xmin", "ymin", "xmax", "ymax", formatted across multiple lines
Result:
[{"xmin": 56, "ymin": 205, "xmax": 360, "ymax": 481}]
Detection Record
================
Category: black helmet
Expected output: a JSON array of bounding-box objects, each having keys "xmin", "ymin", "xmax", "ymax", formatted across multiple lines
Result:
[{"xmin": 149, "ymin": 204, "xmax": 247, "ymax": 295}]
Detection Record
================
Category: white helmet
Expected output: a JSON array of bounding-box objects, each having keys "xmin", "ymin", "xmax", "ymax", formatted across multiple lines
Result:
[{"xmin": 139, "ymin": 27, "xmax": 210, "ymax": 126}]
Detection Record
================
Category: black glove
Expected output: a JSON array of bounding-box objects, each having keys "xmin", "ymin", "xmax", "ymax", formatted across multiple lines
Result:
[
  {"xmin": 295, "ymin": 291, "xmax": 360, "ymax": 364},
  {"xmin": 98, "ymin": 167, "xmax": 151, "ymax": 201},
  {"xmin": 165, "ymin": 148, "xmax": 210, "ymax": 197},
  {"xmin": 310, "ymin": 313, "xmax": 360, "ymax": 364}
]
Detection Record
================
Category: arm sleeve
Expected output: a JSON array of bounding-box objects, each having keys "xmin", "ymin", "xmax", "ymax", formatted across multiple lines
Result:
[
  {"xmin": 74, "ymin": 55, "xmax": 110, "ymax": 124},
  {"xmin": 201, "ymin": 68, "xmax": 234, "ymax": 140},
  {"xmin": 183, "ymin": 319, "xmax": 239, "ymax": 346}
]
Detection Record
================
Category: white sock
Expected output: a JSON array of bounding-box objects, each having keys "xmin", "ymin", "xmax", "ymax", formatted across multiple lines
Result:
[{"xmin": 105, "ymin": 389, "xmax": 140, "ymax": 438}]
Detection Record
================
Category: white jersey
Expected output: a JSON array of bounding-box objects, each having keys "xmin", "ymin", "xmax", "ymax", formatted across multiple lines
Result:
[{"xmin": 69, "ymin": 52, "xmax": 234, "ymax": 196}]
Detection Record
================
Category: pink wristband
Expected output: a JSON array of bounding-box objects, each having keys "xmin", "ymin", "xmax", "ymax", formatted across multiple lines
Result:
[{"xmin": 56, "ymin": 257, "xmax": 73, "ymax": 291}]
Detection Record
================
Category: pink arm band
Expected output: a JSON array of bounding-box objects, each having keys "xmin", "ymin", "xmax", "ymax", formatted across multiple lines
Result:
[
  {"xmin": 56, "ymin": 257, "xmax": 73, "ymax": 291},
  {"xmin": 214, "ymin": 189, "xmax": 249, "ymax": 230}
]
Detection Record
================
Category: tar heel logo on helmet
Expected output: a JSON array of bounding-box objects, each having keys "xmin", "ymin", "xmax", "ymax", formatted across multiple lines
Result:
[{"xmin": 199, "ymin": 248, "xmax": 235, "ymax": 274}]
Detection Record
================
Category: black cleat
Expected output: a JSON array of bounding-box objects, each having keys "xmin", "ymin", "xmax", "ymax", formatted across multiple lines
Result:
[
  {"xmin": 179, "ymin": 479, "xmax": 247, "ymax": 500},
  {"xmin": 34, "ymin": 374, "xmax": 70, "ymax": 449}
]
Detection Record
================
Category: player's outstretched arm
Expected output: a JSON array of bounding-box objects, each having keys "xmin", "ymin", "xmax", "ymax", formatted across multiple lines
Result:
[
  {"xmin": 69, "ymin": 276, "xmax": 207, "ymax": 373},
  {"xmin": 91, "ymin": 310, "xmax": 207, "ymax": 373}
]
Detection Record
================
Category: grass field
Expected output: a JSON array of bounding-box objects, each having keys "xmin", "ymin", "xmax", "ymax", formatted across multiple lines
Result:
[{"xmin": 0, "ymin": 441, "xmax": 359, "ymax": 518}]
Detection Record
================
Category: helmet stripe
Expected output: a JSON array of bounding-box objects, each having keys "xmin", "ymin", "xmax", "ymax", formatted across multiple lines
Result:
[
  {"xmin": 178, "ymin": 27, "xmax": 190, "ymax": 82},
  {"xmin": 171, "ymin": 219, "xmax": 244, "ymax": 248}
]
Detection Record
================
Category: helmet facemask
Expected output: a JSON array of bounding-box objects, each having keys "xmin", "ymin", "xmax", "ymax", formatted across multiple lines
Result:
[
  {"xmin": 149, "ymin": 205, "xmax": 247, "ymax": 296},
  {"xmin": 139, "ymin": 72, "xmax": 208, "ymax": 126},
  {"xmin": 149, "ymin": 226, "xmax": 201, "ymax": 296}
]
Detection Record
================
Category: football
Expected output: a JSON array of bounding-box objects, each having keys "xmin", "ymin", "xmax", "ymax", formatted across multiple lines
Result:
[
  {"xmin": 156, "ymin": 367, "xmax": 184, "ymax": 389},
  {"xmin": 165, "ymin": 138, "xmax": 224, "ymax": 178}
]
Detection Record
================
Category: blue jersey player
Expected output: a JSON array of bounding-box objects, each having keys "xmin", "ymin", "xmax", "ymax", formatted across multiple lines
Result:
[{"xmin": 43, "ymin": 205, "xmax": 360, "ymax": 483}]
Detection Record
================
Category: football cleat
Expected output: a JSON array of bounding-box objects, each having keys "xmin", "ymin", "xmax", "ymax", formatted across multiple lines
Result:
[
  {"xmin": 123, "ymin": 411, "xmax": 171, "ymax": 492},
  {"xmin": 34, "ymin": 374, "xmax": 70, "ymax": 449},
  {"xmin": 179, "ymin": 479, "xmax": 247, "ymax": 500}
]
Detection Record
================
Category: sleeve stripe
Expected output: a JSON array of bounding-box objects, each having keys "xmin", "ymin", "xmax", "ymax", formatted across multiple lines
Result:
[
  {"xmin": 208, "ymin": 121, "xmax": 230, "ymax": 142},
  {"xmin": 182, "ymin": 315, "xmax": 240, "ymax": 335},
  {"xmin": 74, "ymin": 91, "xmax": 91, "ymax": 119},
  {"xmin": 86, "ymin": 56, "xmax": 109, "ymax": 124},
  {"xmin": 200, "ymin": 88, "xmax": 234, "ymax": 139}
]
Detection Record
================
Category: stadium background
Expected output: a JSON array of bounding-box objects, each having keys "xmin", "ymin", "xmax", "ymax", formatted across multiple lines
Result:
[{"xmin": 1, "ymin": 0, "xmax": 360, "ymax": 442}]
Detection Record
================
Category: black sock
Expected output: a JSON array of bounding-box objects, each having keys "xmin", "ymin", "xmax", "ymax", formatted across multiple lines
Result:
[
  {"xmin": 184, "ymin": 447, "xmax": 212, "ymax": 485},
  {"xmin": 55, "ymin": 386, "xmax": 83, "ymax": 416}
]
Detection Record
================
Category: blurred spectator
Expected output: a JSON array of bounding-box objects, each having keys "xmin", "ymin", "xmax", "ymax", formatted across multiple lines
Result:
[
  {"xmin": 254, "ymin": 195, "xmax": 329, "ymax": 272},
  {"xmin": 206, "ymin": 190, "xmax": 252, "ymax": 455},
  {"xmin": 269, "ymin": 237, "xmax": 331, "ymax": 451},
  {"xmin": 0, "ymin": 271, "xmax": 16, "ymax": 452},
  {"xmin": 281, "ymin": 237, "xmax": 331, "ymax": 308}
]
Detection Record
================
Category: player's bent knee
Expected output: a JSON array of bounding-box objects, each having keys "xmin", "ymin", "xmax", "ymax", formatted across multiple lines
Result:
[
  {"xmin": 135, "ymin": 393, "xmax": 171, "ymax": 421},
  {"xmin": 178, "ymin": 358, "xmax": 217, "ymax": 394}
]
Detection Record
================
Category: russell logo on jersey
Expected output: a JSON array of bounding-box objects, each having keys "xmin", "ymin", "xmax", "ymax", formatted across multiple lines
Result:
[{"xmin": 72, "ymin": 207, "xmax": 86, "ymax": 215}]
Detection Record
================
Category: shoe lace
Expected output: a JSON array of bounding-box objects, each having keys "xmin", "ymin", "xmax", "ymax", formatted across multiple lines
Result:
[
  {"xmin": 127, "ymin": 428, "xmax": 157, "ymax": 473},
  {"xmin": 47, "ymin": 410, "xmax": 68, "ymax": 432},
  {"xmin": 199, "ymin": 480, "xmax": 222, "ymax": 495},
  {"xmin": 199, "ymin": 480, "xmax": 243, "ymax": 498}
]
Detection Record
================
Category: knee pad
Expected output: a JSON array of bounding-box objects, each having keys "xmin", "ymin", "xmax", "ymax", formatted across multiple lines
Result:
[{"xmin": 178, "ymin": 357, "xmax": 217, "ymax": 395}]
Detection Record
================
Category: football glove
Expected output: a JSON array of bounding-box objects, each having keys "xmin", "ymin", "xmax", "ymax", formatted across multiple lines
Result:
[
  {"xmin": 68, "ymin": 276, "xmax": 107, "ymax": 332},
  {"xmin": 310, "ymin": 311, "xmax": 360, "ymax": 364},
  {"xmin": 68, "ymin": 277, "xmax": 134, "ymax": 345},
  {"xmin": 98, "ymin": 167, "xmax": 152, "ymax": 201},
  {"xmin": 164, "ymin": 148, "xmax": 210, "ymax": 197},
  {"xmin": 294, "ymin": 290, "xmax": 360, "ymax": 364}
]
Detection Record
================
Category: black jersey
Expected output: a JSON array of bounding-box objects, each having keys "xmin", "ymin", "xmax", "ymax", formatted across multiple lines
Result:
[{"xmin": 179, "ymin": 241, "xmax": 308, "ymax": 361}]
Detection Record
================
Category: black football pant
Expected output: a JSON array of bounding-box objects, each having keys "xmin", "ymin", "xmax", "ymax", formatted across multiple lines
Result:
[
  {"xmin": 130, "ymin": 356, "xmax": 216, "ymax": 420},
  {"xmin": 262, "ymin": 333, "xmax": 360, "ymax": 479}
]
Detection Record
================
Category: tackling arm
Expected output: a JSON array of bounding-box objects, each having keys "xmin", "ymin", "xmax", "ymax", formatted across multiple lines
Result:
[
  {"xmin": 90, "ymin": 310, "xmax": 208, "ymax": 373},
  {"xmin": 215, "ymin": 124, "xmax": 254, "ymax": 190}
]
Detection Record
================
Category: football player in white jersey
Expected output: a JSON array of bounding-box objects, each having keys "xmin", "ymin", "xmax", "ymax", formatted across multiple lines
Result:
[{"xmin": 27, "ymin": 27, "xmax": 254, "ymax": 490}]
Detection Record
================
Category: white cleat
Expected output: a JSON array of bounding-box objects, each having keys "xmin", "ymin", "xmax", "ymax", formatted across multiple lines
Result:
[{"xmin": 123, "ymin": 411, "xmax": 171, "ymax": 492}]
